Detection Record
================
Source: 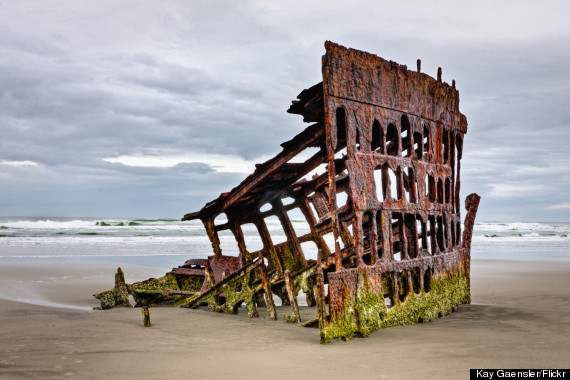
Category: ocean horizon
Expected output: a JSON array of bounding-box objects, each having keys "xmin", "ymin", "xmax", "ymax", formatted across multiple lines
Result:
[{"xmin": 1, "ymin": 217, "xmax": 569, "ymax": 269}]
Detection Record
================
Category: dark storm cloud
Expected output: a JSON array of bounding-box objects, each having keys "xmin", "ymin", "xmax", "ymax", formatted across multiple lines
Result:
[{"xmin": 1, "ymin": 0, "xmax": 569, "ymax": 220}]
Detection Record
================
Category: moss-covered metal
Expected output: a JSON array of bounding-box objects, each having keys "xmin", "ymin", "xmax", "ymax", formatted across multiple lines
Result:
[
  {"xmin": 93, "ymin": 269, "xmax": 204, "ymax": 309},
  {"xmin": 93, "ymin": 267, "xmax": 131, "ymax": 310},
  {"xmin": 142, "ymin": 306, "xmax": 151, "ymax": 327},
  {"xmin": 319, "ymin": 257, "xmax": 470, "ymax": 344},
  {"xmin": 128, "ymin": 274, "xmax": 180, "ymax": 307},
  {"xmin": 182, "ymin": 257, "xmax": 277, "ymax": 320}
]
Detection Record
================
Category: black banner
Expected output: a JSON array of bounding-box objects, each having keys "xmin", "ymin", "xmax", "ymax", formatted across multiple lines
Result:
[{"xmin": 471, "ymin": 369, "xmax": 569, "ymax": 379}]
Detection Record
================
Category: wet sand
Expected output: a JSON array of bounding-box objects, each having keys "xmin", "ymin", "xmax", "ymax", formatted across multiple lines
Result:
[{"xmin": 0, "ymin": 259, "xmax": 569, "ymax": 379}]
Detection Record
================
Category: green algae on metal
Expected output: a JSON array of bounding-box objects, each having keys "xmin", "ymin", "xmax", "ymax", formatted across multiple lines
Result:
[{"xmin": 319, "ymin": 269, "xmax": 470, "ymax": 344}]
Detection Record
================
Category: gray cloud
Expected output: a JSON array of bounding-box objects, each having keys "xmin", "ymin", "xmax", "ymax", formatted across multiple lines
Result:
[{"xmin": 1, "ymin": 0, "xmax": 569, "ymax": 221}]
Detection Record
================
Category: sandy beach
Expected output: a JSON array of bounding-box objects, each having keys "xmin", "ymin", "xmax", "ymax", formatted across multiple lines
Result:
[{"xmin": 0, "ymin": 259, "xmax": 568, "ymax": 379}]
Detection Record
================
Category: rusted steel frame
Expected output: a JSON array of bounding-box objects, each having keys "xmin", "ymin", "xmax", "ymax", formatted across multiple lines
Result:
[
  {"xmin": 321, "ymin": 40, "xmax": 466, "ymax": 338},
  {"xmin": 435, "ymin": 121, "xmax": 444, "ymax": 166},
  {"xmin": 169, "ymin": 268, "xmax": 206, "ymax": 277},
  {"xmin": 272, "ymin": 242, "xmax": 302, "ymax": 280},
  {"xmin": 371, "ymin": 248, "xmax": 464, "ymax": 277},
  {"xmin": 204, "ymin": 261, "xmax": 216, "ymax": 291},
  {"xmin": 396, "ymin": 213, "xmax": 409, "ymax": 260},
  {"xmin": 309, "ymin": 173, "xmax": 349, "ymax": 225},
  {"xmin": 336, "ymin": 105, "xmax": 455, "ymax": 166},
  {"xmin": 271, "ymin": 197, "xmax": 307, "ymax": 268},
  {"xmin": 181, "ymin": 258, "xmax": 209, "ymax": 267},
  {"xmin": 371, "ymin": 156, "xmax": 453, "ymax": 213},
  {"xmin": 277, "ymin": 163, "xmax": 312, "ymax": 179},
  {"xmin": 213, "ymin": 221, "xmax": 230, "ymax": 232},
  {"xmin": 284, "ymin": 270, "xmax": 301, "ymax": 323},
  {"xmin": 294, "ymin": 158, "xmax": 347, "ymax": 198},
  {"xmin": 181, "ymin": 210, "xmax": 200, "ymax": 221},
  {"xmin": 296, "ymin": 231, "xmax": 320, "ymax": 244},
  {"xmin": 175, "ymin": 43, "xmax": 475, "ymax": 343},
  {"xmin": 335, "ymin": 179, "xmax": 355, "ymax": 248},
  {"xmin": 405, "ymin": 214, "xmax": 417, "ymax": 259},
  {"xmin": 94, "ymin": 42, "xmax": 481, "ymax": 345},
  {"xmin": 436, "ymin": 214, "xmax": 446, "ymax": 252},
  {"xmin": 142, "ymin": 306, "xmax": 151, "ymax": 327},
  {"xmin": 254, "ymin": 148, "xmax": 328, "ymax": 208},
  {"xmin": 260, "ymin": 264, "xmax": 278, "ymax": 320},
  {"xmin": 308, "ymin": 190, "xmax": 330, "ymax": 220},
  {"xmin": 321, "ymin": 182, "xmax": 354, "ymax": 246},
  {"xmin": 323, "ymin": 100, "xmax": 344, "ymax": 273},
  {"xmin": 202, "ymin": 217, "xmax": 222, "ymax": 256},
  {"xmin": 415, "ymin": 215, "xmax": 428, "ymax": 256},
  {"xmin": 284, "ymin": 201, "xmax": 301, "ymax": 212},
  {"xmin": 288, "ymin": 147, "xmax": 328, "ymax": 183},
  {"xmin": 444, "ymin": 213, "xmax": 452, "ymax": 254},
  {"xmin": 271, "ymin": 261, "xmax": 317, "ymax": 308},
  {"xmin": 322, "ymin": 43, "xmax": 467, "ymax": 133},
  {"xmin": 449, "ymin": 131, "xmax": 456, "ymax": 213},
  {"xmin": 352, "ymin": 211, "xmax": 365, "ymax": 267},
  {"xmin": 324, "ymin": 220, "xmax": 457, "ymax": 289},
  {"xmin": 314, "ymin": 206, "xmax": 355, "ymax": 238},
  {"xmin": 338, "ymin": 220, "xmax": 354, "ymax": 249},
  {"xmin": 365, "ymin": 210, "xmax": 380, "ymax": 263},
  {"xmin": 404, "ymin": 213, "xmax": 418, "ymax": 259},
  {"xmin": 252, "ymin": 213, "xmax": 284, "ymax": 274},
  {"xmin": 462, "ymin": 193, "xmax": 481, "ymax": 250},
  {"xmin": 293, "ymin": 264, "xmax": 317, "ymax": 307},
  {"xmin": 212, "ymin": 254, "xmax": 240, "ymax": 280},
  {"xmin": 314, "ymin": 251, "xmax": 328, "ymax": 334},
  {"xmin": 226, "ymin": 215, "xmax": 251, "ymax": 266},
  {"xmin": 319, "ymin": 244, "xmax": 357, "ymax": 270},
  {"xmin": 245, "ymin": 235, "xmax": 309, "ymax": 277},
  {"xmin": 185, "ymin": 256, "xmax": 277, "ymax": 320},
  {"xmin": 455, "ymin": 212, "xmax": 462, "ymax": 245},
  {"xmin": 298, "ymin": 197, "xmax": 332, "ymax": 258},
  {"xmin": 321, "ymin": 247, "xmax": 468, "ymax": 342},
  {"xmin": 455, "ymin": 135, "xmax": 463, "ymax": 214},
  {"xmin": 288, "ymin": 81, "xmax": 324, "ymax": 123},
  {"xmin": 396, "ymin": 165, "xmax": 405, "ymax": 201},
  {"xmin": 380, "ymin": 209, "xmax": 392, "ymax": 262}
]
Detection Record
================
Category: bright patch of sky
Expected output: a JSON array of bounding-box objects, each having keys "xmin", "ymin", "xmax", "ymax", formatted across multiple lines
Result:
[
  {"xmin": 548, "ymin": 203, "xmax": 570, "ymax": 210},
  {"xmin": 0, "ymin": 160, "xmax": 38, "ymax": 167},
  {"xmin": 103, "ymin": 152, "xmax": 270, "ymax": 173}
]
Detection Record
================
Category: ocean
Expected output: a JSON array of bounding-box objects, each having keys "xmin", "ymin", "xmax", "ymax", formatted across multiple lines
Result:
[{"xmin": 0, "ymin": 217, "xmax": 569, "ymax": 269}]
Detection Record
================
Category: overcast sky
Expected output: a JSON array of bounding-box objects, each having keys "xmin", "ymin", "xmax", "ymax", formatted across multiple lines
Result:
[{"xmin": 1, "ymin": 0, "xmax": 569, "ymax": 221}]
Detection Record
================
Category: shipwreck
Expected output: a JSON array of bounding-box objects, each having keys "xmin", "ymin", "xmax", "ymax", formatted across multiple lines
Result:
[{"xmin": 95, "ymin": 42, "xmax": 480, "ymax": 344}]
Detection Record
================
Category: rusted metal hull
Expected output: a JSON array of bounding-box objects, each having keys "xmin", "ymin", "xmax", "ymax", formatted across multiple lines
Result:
[{"xmin": 94, "ymin": 41, "xmax": 480, "ymax": 343}]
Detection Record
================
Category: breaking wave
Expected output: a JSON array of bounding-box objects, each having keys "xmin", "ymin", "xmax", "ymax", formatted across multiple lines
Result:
[{"xmin": 0, "ymin": 218, "xmax": 568, "ymax": 262}]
